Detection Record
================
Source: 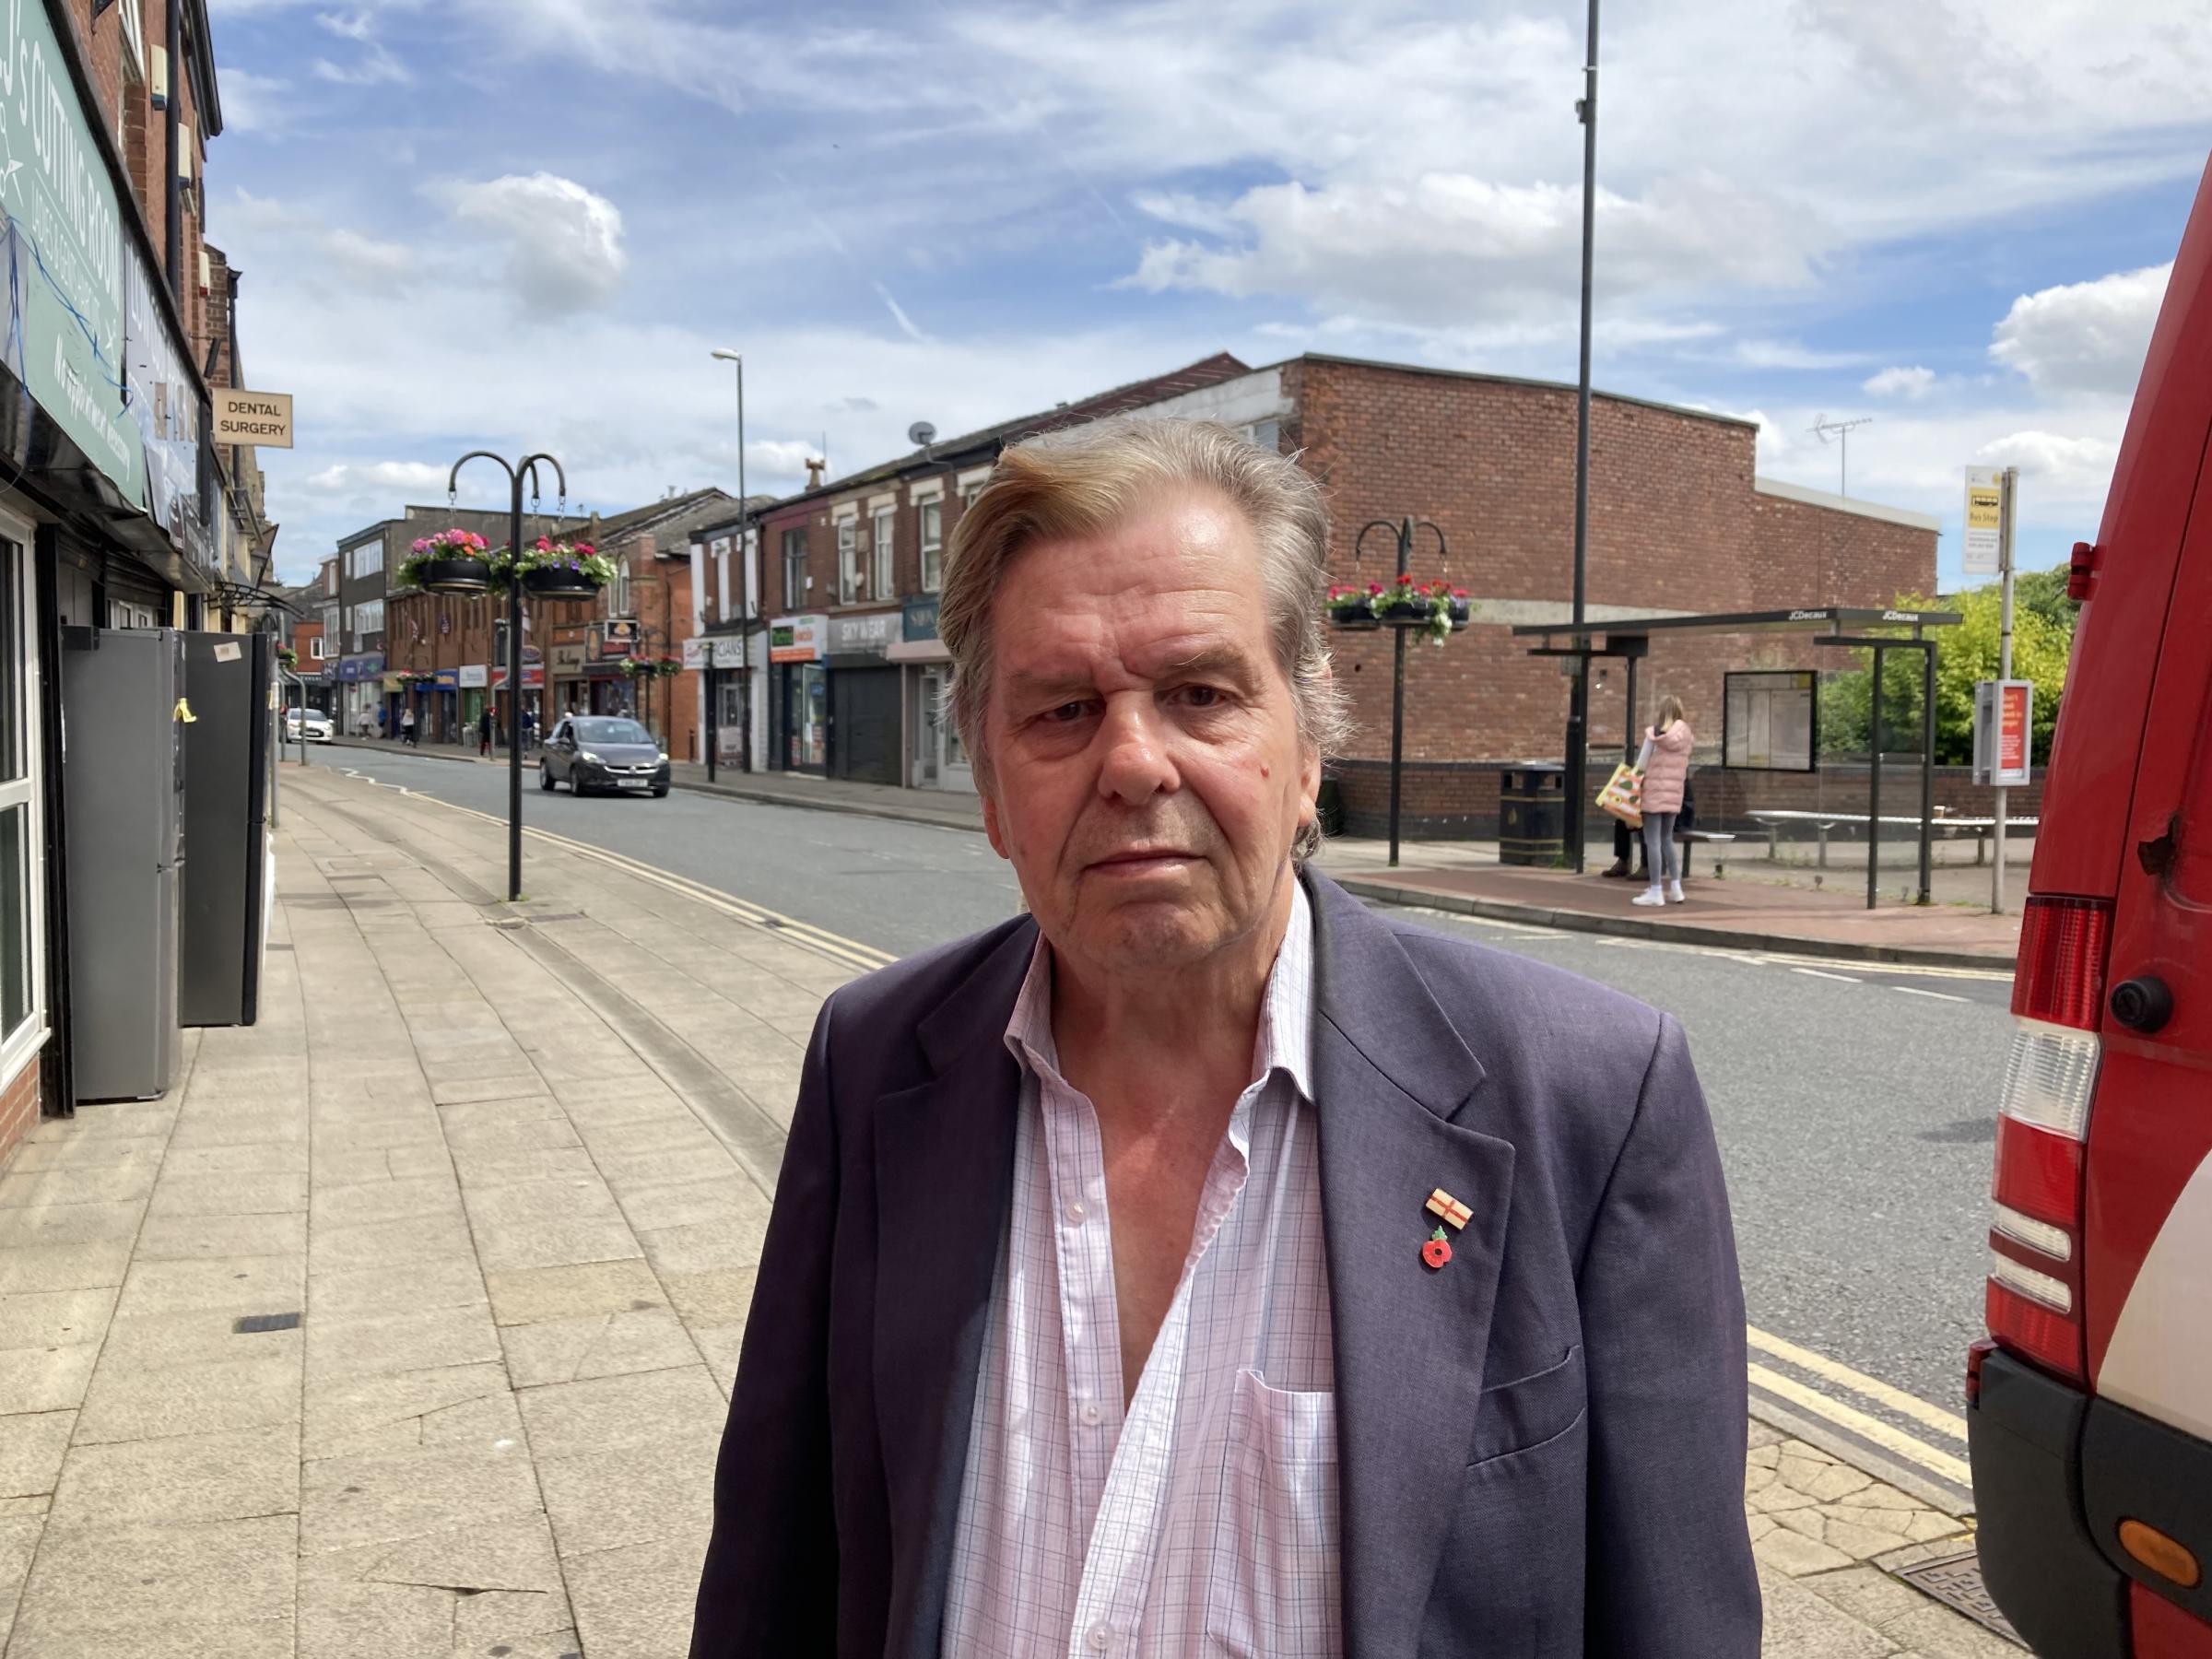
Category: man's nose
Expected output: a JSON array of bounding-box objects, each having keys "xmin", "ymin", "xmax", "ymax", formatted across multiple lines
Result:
[{"xmin": 1094, "ymin": 694, "xmax": 1177, "ymax": 806}]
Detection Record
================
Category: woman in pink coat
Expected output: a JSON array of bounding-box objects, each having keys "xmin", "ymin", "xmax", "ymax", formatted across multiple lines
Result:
[{"xmin": 1634, "ymin": 696, "xmax": 1693, "ymax": 906}]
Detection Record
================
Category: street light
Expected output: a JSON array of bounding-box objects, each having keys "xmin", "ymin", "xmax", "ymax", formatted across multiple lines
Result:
[
  {"xmin": 709, "ymin": 348, "xmax": 747, "ymax": 780},
  {"xmin": 441, "ymin": 449, "xmax": 573, "ymax": 903}
]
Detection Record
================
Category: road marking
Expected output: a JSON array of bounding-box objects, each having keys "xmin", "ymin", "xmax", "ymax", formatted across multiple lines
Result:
[
  {"xmin": 329, "ymin": 768, "xmax": 898, "ymax": 973},
  {"xmin": 1747, "ymin": 1362, "xmax": 1975, "ymax": 1488},
  {"xmin": 1791, "ymin": 966, "xmax": 1860, "ymax": 983},
  {"xmin": 1895, "ymin": 985, "xmax": 1970, "ymax": 1004},
  {"xmin": 1747, "ymin": 1325, "xmax": 1969, "ymax": 1442}
]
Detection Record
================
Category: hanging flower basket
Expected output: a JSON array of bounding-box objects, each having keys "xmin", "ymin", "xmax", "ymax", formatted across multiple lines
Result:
[
  {"xmin": 616, "ymin": 654, "xmax": 683, "ymax": 680},
  {"xmin": 400, "ymin": 530, "xmax": 496, "ymax": 595},
  {"xmin": 1327, "ymin": 574, "xmax": 1475, "ymax": 646},
  {"xmin": 509, "ymin": 537, "xmax": 618, "ymax": 599},
  {"xmin": 276, "ymin": 646, "xmax": 298, "ymax": 668},
  {"xmin": 1324, "ymin": 584, "xmax": 1382, "ymax": 630}
]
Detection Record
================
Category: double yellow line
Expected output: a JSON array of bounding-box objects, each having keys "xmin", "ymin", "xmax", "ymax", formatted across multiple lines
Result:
[{"xmin": 1747, "ymin": 1324, "xmax": 1972, "ymax": 1489}]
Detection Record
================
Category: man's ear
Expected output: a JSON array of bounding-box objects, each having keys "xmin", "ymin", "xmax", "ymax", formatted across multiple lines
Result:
[{"xmin": 982, "ymin": 792, "xmax": 1010, "ymax": 861}]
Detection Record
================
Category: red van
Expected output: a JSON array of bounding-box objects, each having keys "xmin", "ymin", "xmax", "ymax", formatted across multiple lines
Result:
[{"xmin": 1968, "ymin": 153, "xmax": 2212, "ymax": 1656}]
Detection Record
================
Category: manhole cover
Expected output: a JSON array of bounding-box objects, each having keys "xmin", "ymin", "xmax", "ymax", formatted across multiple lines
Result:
[
  {"xmin": 1893, "ymin": 1548, "xmax": 2025, "ymax": 1646},
  {"xmin": 528, "ymin": 912, "xmax": 585, "ymax": 924}
]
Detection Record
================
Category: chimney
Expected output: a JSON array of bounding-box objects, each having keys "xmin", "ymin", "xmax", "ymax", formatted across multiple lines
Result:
[{"xmin": 805, "ymin": 457, "xmax": 827, "ymax": 489}]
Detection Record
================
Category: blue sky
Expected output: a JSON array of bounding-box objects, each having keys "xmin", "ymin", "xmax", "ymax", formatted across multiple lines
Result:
[{"xmin": 203, "ymin": 0, "xmax": 2212, "ymax": 590}]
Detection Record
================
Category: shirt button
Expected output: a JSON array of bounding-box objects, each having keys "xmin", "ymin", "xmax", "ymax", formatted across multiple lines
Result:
[
  {"xmin": 1080, "ymin": 1402, "xmax": 1103, "ymax": 1426},
  {"xmin": 1087, "ymin": 1628, "xmax": 1111, "ymax": 1653},
  {"xmin": 1066, "ymin": 1200, "xmax": 1088, "ymax": 1223}
]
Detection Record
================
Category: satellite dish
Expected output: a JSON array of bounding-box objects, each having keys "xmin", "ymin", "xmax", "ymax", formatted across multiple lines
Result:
[{"xmin": 908, "ymin": 421, "xmax": 937, "ymax": 447}]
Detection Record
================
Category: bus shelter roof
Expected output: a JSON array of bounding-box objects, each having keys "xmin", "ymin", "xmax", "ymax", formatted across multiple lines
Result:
[{"xmin": 1510, "ymin": 605, "xmax": 1962, "ymax": 650}]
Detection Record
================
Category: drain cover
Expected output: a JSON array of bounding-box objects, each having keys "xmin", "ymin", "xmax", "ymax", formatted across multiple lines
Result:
[
  {"xmin": 233, "ymin": 1312, "xmax": 301, "ymax": 1335},
  {"xmin": 1893, "ymin": 1548, "xmax": 2026, "ymax": 1647}
]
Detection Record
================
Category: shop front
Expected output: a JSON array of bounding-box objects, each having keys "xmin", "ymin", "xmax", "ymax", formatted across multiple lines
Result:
[
  {"xmin": 338, "ymin": 655, "xmax": 385, "ymax": 735},
  {"xmin": 825, "ymin": 610, "xmax": 902, "ymax": 786},
  {"xmin": 459, "ymin": 664, "xmax": 489, "ymax": 743},
  {"xmin": 888, "ymin": 596, "xmax": 971, "ymax": 794},
  {"xmin": 768, "ymin": 614, "xmax": 828, "ymax": 773},
  {"xmin": 431, "ymin": 668, "xmax": 461, "ymax": 743}
]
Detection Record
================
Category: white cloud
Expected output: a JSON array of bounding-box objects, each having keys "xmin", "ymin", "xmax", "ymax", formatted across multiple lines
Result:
[
  {"xmin": 216, "ymin": 67, "xmax": 291, "ymax": 134},
  {"xmin": 440, "ymin": 173, "xmax": 629, "ymax": 314},
  {"xmin": 1990, "ymin": 263, "xmax": 2171, "ymax": 396},
  {"xmin": 1864, "ymin": 365, "xmax": 1936, "ymax": 399},
  {"xmin": 874, "ymin": 282, "xmax": 929, "ymax": 344},
  {"xmin": 310, "ymin": 9, "xmax": 409, "ymax": 84},
  {"xmin": 1975, "ymin": 429, "xmax": 2124, "ymax": 500},
  {"xmin": 306, "ymin": 461, "xmax": 450, "ymax": 493},
  {"xmin": 747, "ymin": 439, "xmax": 818, "ymax": 474},
  {"xmin": 1732, "ymin": 340, "xmax": 1870, "ymax": 371}
]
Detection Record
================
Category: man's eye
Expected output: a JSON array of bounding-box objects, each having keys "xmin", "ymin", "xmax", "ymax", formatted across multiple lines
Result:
[
  {"xmin": 1044, "ymin": 701, "xmax": 1090, "ymax": 723},
  {"xmin": 1180, "ymin": 685, "xmax": 1221, "ymax": 708}
]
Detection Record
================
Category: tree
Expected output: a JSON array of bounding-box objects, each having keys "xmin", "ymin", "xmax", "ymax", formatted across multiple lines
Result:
[{"xmin": 1819, "ymin": 579, "xmax": 2073, "ymax": 765}]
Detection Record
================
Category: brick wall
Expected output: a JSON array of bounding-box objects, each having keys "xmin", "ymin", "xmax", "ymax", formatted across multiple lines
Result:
[
  {"xmin": 1752, "ymin": 488, "xmax": 1935, "ymax": 607},
  {"xmin": 0, "ymin": 1057, "xmax": 41, "ymax": 1175},
  {"xmin": 1284, "ymin": 359, "xmax": 1936, "ymax": 772}
]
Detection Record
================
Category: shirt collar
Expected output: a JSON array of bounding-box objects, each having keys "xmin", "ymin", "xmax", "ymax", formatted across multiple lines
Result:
[{"xmin": 1005, "ymin": 879, "xmax": 1315, "ymax": 1104}]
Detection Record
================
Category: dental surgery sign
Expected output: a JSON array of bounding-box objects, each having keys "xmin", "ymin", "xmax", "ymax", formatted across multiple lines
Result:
[{"xmin": 0, "ymin": 0, "xmax": 143, "ymax": 500}]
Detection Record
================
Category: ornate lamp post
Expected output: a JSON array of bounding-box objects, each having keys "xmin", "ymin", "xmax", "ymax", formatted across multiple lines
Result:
[
  {"xmin": 429, "ymin": 451, "xmax": 601, "ymax": 902},
  {"xmin": 1328, "ymin": 516, "xmax": 1468, "ymax": 869}
]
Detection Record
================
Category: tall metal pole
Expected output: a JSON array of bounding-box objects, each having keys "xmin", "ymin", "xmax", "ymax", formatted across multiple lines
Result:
[
  {"xmin": 1919, "ymin": 640, "xmax": 1936, "ymax": 906},
  {"xmin": 1563, "ymin": 0, "xmax": 1600, "ymax": 874},
  {"xmin": 1993, "ymin": 465, "xmax": 2018, "ymax": 914},
  {"xmin": 507, "ymin": 471, "xmax": 525, "ymax": 903},
  {"xmin": 1867, "ymin": 644, "xmax": 1884, "ymax": 912},
  {"xmin": 1389, "ymin": 518, "xmax": 1411, "ymax": 868},
  {"xmin": 736, "ymin": 357, "xmax": 752, "ymax": 777}
]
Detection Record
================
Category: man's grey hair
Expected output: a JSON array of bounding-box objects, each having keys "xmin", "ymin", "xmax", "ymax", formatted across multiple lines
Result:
[{"xmin": 936, "ymin": 416, "xmax": 1348, "ymax": 862}]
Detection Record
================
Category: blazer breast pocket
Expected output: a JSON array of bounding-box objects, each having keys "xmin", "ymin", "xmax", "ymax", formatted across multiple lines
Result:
[{"xmin": 1466, "ymin": 1344, "xmax": 1584, "ymax": 1466}]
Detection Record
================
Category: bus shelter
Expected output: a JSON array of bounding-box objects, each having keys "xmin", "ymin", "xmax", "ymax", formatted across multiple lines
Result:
[{"xmin": 1511, "ymin": 606, "xmax": 1962, "ymax": 909}]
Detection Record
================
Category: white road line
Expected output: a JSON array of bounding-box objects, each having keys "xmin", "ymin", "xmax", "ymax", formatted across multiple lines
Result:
[
  {"xmin": 1747, "ymin": 1326, "xmax": 1969, "ymax": 1442},
  {"xmin": 1791, "ymin": 966, "xmax": 1861, "ymax": 983},
  {"xmin": 1747, "ymin": 1362, "xmax": 1975, "ymax": 1488},
  {"xmin": 1894, "ymin": 985, "xmax": 1970, "ymax": 1004}
]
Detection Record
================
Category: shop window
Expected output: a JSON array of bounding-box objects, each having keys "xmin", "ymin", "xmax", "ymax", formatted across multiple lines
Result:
[{"xmin": 0, "ymin": 534, "xmax": 41, "ymax": 1069}]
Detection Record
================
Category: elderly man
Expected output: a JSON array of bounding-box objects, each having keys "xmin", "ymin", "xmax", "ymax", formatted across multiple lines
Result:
[{"xmin": 691, "ymin": 418, "xmax": 1759, "ymax": 1657}]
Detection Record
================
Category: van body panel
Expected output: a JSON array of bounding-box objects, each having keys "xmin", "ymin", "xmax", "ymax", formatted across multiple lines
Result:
[{"xmin": 2028, "ymin": 158, "xmax": 2212, "ymax": 902}]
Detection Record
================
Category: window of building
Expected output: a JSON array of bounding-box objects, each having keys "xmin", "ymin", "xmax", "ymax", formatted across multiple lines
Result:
[
  {"xmin": 837, "ymin": 519, "xmax": 858, "ymax": 604},
  {"xmin": 324, "ymin": 563, "xmax": 339, "ymax": 595},
  {"xmin": 609, "ymin": 558, "xmax": 631, "ymax": 621},
  {"xmin": 872, "ymin": 506, "xmax": 895, "ymax": 600},
  {"xmin": 348, "ymin": 541, "xmax": 382, "ymax": 579},
  {"xmin": 919, "ymin": 500, "xmax": 944, "ymax": 593},
  {"xmin": 309, "ymin": 637, "xmax": 326, "ymax": 661},
  {"xmin": 0, "ymin": 530, "xmax": 43, "ymax": 1077},
  {"xmin": 782, "ymin": 529, "xmax": 808, "ymax": 609},
  {"xmin": 356, "ymin": 598, "xmax": 385, "ymax": 638},
  {"xmin": 1244, "ymin": 418, "xmax": 1281, "ymax": 451}
]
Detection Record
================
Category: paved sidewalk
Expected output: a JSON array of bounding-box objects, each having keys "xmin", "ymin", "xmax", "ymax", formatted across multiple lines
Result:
[{"xmin": 0, "ymin": 766, "xmax": 2017, "ymax": 1654}]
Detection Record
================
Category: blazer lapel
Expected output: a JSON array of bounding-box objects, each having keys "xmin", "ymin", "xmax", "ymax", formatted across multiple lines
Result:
[
  {"xmin": 1307, "ymin": 875, "xmax": 1518, "ymax": 1659},
  {"xmin": 873, "ymin": 924, "xmax": 1033, "ymax": 1659}
]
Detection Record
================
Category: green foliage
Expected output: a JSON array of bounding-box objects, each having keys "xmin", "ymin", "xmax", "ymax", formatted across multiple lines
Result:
[{"xmin": 1819, "ymin": 581, "xmax": 2073, "ymax": 765}]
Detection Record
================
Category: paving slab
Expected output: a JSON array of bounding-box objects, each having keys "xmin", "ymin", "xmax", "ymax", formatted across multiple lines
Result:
[{"xmin": 45, "ymin": 1422, "xmax": 299, "ymax": 1535}]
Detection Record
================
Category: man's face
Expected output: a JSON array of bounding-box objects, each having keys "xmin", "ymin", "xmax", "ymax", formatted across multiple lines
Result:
[{"xmin": 979, "ymin": 490, "xmax": 1321, "ymax": 980}]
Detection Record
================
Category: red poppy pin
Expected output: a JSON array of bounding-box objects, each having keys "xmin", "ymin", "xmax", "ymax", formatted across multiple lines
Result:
[{"xmin": 1421, "ymin": 1227, "xmax": 1453, "ymax": 1270}]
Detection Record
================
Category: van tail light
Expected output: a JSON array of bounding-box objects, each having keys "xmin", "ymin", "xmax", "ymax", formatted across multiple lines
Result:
[
  {"xmin": 2067, "ymin": 539, "xmax": 2100, "ymax": 603},
  {"xmin": 2130, "ymin": 1583, "xmax": 2212, "ymax": 1658},
  {"xmin": 1986, "ymin": 896, "xmax": 2113, "ymax": 1384}
]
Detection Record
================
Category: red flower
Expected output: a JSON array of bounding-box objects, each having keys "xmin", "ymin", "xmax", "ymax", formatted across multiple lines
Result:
[
  {"xmin": 1453, "ymin": 588, "xmax": 1469, "ymax": 598},
  {"xmin": 1421, "ymin": 1235, "xmax": 1452, "ymax": 1270},
  {"xmin": 1367, "ymin": 582, "xmax": 1382, "ymax": 594},
  {"xmin": 1394, "ymin": 571, "xmax": 1415, "ymax": 584}
]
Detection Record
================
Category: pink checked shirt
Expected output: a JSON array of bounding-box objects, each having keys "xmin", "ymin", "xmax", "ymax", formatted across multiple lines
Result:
[{"xmin": 941, "ymin": 883, "xmax": 1339, "ymax": 1659}]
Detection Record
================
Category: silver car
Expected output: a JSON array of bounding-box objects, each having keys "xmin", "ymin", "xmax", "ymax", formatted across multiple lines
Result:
[{"xmin": 540, "ymin": 715, "xmax": 672, "ymax": 797}]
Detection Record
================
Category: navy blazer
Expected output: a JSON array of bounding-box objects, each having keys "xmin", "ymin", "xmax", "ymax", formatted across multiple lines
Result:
[{"xmin": 691, "ymin": 873, "xmax": 1760, "ymax": 1658}]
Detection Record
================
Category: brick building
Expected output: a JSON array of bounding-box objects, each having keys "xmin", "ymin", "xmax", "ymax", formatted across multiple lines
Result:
[{"xmin": 743, "ymin": 350, "xmax": 1937, "ymax": 830}]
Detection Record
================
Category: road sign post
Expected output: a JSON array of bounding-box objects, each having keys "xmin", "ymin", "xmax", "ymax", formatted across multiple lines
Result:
[{"xmin": 1993, "ymin": 466, "xmax": 2018, "ymax": 912}]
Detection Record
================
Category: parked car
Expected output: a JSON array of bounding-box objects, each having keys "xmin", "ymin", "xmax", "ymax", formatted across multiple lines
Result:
[
  {"xmin": 1968, "ymin": 154, "xmax": 2212, "ymax": 1655},
  {"xmin": 539, "ymin": 715, "xmax": 671, "ymax": 797},
  {"xmin": 284, "ymin": 708, "xmax": 333, "ymax": 743}
]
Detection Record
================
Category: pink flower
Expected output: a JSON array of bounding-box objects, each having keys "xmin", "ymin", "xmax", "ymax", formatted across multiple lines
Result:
[{"xmin": 1367, "ymin": 582, "xmax": 1382, "ymax": 595}]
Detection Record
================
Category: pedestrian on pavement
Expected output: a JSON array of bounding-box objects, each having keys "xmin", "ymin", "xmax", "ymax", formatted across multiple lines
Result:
[
  {"xmin": 400, "ymin": 704, "xmax": 418, "ymax": 747},
  {"xmin": 478, "ymin": 706, "xmax": 493, "ymax": 757},
  {"xmin": 1633, "ymin": 695, "xmax": 1693, "ymax": 907},
  {"xmin": 691, "ymin": 418, "xmax": 1758, "ymax": 1658},
  {"xmin": 376, "ymin": 705, "xmax": 388, "ymax": 739},
  {"xmin": 523, "ymin": 706, "xmax": 539, "ymax": 753}
]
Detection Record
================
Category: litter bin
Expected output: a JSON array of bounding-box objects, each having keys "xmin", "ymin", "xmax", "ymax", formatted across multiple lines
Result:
[{"xmin": 1499, "ymin": 764, "xmax": 1566, "ymax": 865}]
